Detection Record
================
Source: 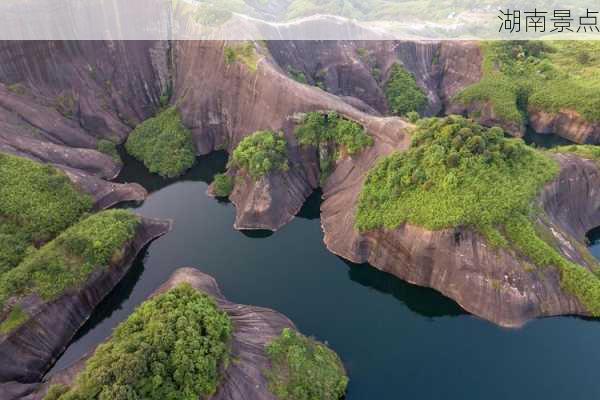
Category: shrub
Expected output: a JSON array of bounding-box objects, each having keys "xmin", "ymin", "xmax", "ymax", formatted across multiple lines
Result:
[
  {"xmin": 0, "ymin": 210, "xmax": 139, "ymax": 311},
  {"xmin": 295, "ymin": 112, "xmax": 373, "ymax": 155},
  {"xmin": 357, "ymin": 115, "xmax": 600, "ymax": 316},
  {"xmin": 0, "ymin": 154, "xmax": 93, "ymax": 272},
  {"xmin": 223, "ymin": 42, "xmax": 259, "ymax": 72},
  {"xmin": 287, "ymin": 66, "xmax": 307, "ymax": 84},
  {"xmin": 0, "ymin": 305, "xmax": 28, "ymax": 334},
  {"xmin": 125, "ymin": 107, "xmax": 196, "ymax": 178},
  {"xmin": 295, "ymin": 112, "xmax": 373, "ymax": 184},
  {"xmin": 213, "ymin": 173, "xmax": 234, "ymax": 197},
  {"xmin": 455, "ymin": 41, "xmax": 600, "ymax": 124},
  {"xmin": 384, "ymin": 63, "xmax": 427, "ymax": 116},
  {"xmin": 44, "ymin": 385, "xmax": 69, "ymax": 400},
  {"xmin": 406, "ymin": 111, "xmax": 420, "ymax": 123},
  {"xmin": 96, "ymin": 139, "xmax": 121, "ymax": 163},
  {"xmin": 552, "ymin": 145, "xmax": 600, "ymax": 165},
  {"xmin": 231, "ymin": 131, "xmax": 289, "ymax": 179},
  {"xmin": 266, "ymin": 328, "xmax": 348, "ymax": 400},
  {"xmin": 47, "ymin": 284, "xmax": 232, "ymax": 400},
  {"xmin": 55, "ymin": 92, "xmax": 76, "ymax": 117}
]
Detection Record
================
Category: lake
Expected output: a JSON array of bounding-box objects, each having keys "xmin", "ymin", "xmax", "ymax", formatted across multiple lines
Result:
[{"xmin": 51, "ymin": 150, "xmax": 600, "ymax": 399}]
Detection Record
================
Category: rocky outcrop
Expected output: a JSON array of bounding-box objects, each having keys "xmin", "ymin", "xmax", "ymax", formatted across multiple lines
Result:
[
  {"xmin": 321, "ymin": 144, "xmax": 600, "ymax": 327},
  {"xmin": 24, "ymin": 268, "xmax": 296, "ymax": 400},
  {"xmin": 529, "ymin": 109, "xmax": 600, "ymax": 144},
  {"xmin": 178, "ymin": 40, "xmax": 411, "ymax": 230},
  {"xmin": 0, "ymin": 217, "xmax": 172, "ymax": 399},
  {"xmin": 0, "ymin": 40, "xmax": 170, "ymax": 207},
  {"xmin": 266, "ymin": 40, "xmax": 443, "ymax": 116}
]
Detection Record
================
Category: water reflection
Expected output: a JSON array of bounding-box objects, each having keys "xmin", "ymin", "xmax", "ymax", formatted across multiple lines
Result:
[
  {"xmin": 115, "ymin": 146, "xmax": 228, "ymax": 192},
  {"xmin": 522, "ymin": 126, "xmax": 572, "ymax": 149},
  {"xmin": 345, "ymin": 260, "xmax": 465, "ymax": 318}
]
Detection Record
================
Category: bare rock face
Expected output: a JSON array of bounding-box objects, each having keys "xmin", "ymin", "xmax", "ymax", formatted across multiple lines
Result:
[
  {"xmin": 0, "ymin": 217, "xmax": 172, "ymax": 399},
  {"xmin": 0, "ymin": 41, "xmax": 168, "ymax": 143},
  {"xmin": 266, "ymin": 40, "xmax": 443, "ymax": 116},
  {"xmin": 25, "ymin": 268, "xmax": 296, "ymax": 400},
  {"xmin": 529, "ymin": 110, "xmax": 600, "ymax": 144},
  {"xmin": 178, "ymin": 40, "xmax": 410, "ymax": 230},
  {"xmin": 321, "ymin": 142, "xmax": 600, "ymax": 327}
]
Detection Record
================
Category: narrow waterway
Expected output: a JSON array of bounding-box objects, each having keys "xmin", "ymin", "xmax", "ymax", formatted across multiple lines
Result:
[{"xmin": 50, "ymin": 149, "xmax": 600, "ymax": 399}]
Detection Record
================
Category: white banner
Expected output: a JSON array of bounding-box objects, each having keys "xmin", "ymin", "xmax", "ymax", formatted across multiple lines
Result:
[{"xmin": 0, "ymin": 0, "xmax": 599, "ymax": 40}]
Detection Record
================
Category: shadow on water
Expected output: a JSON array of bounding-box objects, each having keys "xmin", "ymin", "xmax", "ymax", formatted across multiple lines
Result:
[
  {"xmin": 70, "ymin": 247, "xmax": 149, "ymax": 341},
  {"xmin": 48, "ymin": 147, "xmax": 600, "ymax": 399},
  {"xmin": 241, "ymin": 230, "xmax": 275, "ymax": 239},
  {"xmin": 115, "ymin": 146, "xmax": 229, "ymax": 192},
  {"xmin": 296, "ymin": 189, "xmax": 322, "ymax": 220},
  {"xmin": 344, "ymin": 260, "xmax": 465, "ymax": 318},
  {"xmin": 522, "ymin": 126, "xmax": 572, "ymax": 149}
]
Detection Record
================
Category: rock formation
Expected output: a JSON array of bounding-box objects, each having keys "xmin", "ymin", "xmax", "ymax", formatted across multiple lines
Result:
[
  {"xmin": 0, "ymin": 217, "xmax": 171, "ymax": 400},
  {"xmin": 19, "ymin": 268, "xmax": 297, "ymax": 400},
  {"xmin": 1, "ymin": 38, "xmax": 600, "ymax": 331}
]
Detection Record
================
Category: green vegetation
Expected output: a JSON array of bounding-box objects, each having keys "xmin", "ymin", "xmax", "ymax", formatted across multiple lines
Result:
[
  {"xmin": 55, "ymin": 92, "xmax": 76, "ymax": 118},
  {"xmin": 125, "ymin": 107, "xmax": 196, "ymax": 178},
  {"xmin": 44, "ymin": 384, "xmax": 69, "ymax": 400},
  {"xmin": 265, "ymin": 328, "xmax": 348, "ymax": 400},
  {"xmin": 455, "ymin": 41, "xmax": 600, "ymax": 125},
  {"xmin": 96, "ymin": 139, "xmax": 121, "ymax": 163},
  {"xmin": 357, "ymin": 115, "xmax": 600, "ymax": 315},
  {"xmin": 295, "ymin": 112, "xmax": 373, "ymax": 155},
  {"xmin": 295, "ymin": 111, "xmax": 373, "ymax": 183},
  {"xmin": 46, "ymin": 283, "xmax": 232, "ymax": 400},
  {"xmin": 384, "ymin": 63, "xmax": 427, "ymax": 117},
  {"xmin": 0, "ymin": 154, "xmax": 93, "ymax": 273},
  {"xmin": 0, "ymin": 306, "xmax": 28, "ymax": 335},
  {"xmin": 406, "ymin": 111, "xmax": 421, "ymax": 123},
  {"xmin": 552, "ymin": 144, "xmax": 600, "ymax": 165},
  {"xmin": 7, "ymin": 83, "xmax": 26, "ymax": 95},
  {"xmin": 287, "ymin": 66, "xmax": 307, "ymax": 84},
  {"xmin": 213, "ymin": 173, "xmax": 234, "ymax": 197},
  {"xmin": 230, "ymin": 131, "xmax": 289, "ymax": 179},
  {"xmin": 224, "ymin": 42, "xmax": 259, "ymax": 72},
  {"xmin": 356, "ymin": 116, "xmax": 558, "ymax": 237},
  {"xmin": 0, "ymin": 210, "xmax": 139, "ymax": 312}
]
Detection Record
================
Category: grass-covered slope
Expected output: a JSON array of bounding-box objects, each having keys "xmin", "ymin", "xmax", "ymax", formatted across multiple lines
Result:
[
  {"xmin": 45, "ymin": 283, "xmax": 231, "ymax": 400},
  {"xmin": 0, "ymin": 210, "xmax": 140, "ymax": 332},
  {"xmin": 357, "ymin": 115, "xmax": 600, "ymax": 315},
  {"xmin": 384, "ymin": 63, "xmax": 427, "ymax": 117},
  {"xmin": 0, "ymin": 153, "xmax": 93, "ymax": 274},
  {"xmin": 552, "ymin": 144, "xmax": 600, "ymax": 165},
  {"xmin": 125, "ymin": 107, "xmax": 196, "ymax": 178},
  {"xmin": 265, "ymin": 328, "xmax": 348, "ymax": 400},
  {"xmin": 455, "ymin": 41, "xmax": 600, "ymax": 125},
  {"xmin": 230, "ymin": 130, "xmax": 289, "ymax": 179},
  {"xmin": 357, "ymin": 116, "xmax": 558, "ymax": 237}
]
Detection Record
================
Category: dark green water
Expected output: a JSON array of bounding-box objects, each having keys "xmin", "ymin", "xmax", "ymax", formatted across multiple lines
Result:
[
  {"xmin": 523, "ymin": 127, "xmax": 572, "ymax": 148},
  {"xmin": 50, "ymin": 151, "xmax": 600, "ymax": 399}
]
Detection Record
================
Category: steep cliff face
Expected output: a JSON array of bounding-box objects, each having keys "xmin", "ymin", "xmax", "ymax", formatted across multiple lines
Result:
[
  {"xmin": 0, "ymin": 40, "xmax": 170, "ymax": 207},
  {"xmin": 321, "ymin": 148, "xmax": 600, "ymax": 327},
  {"xmin": 0, "ymin": 217, "xmax": 171, "ymax": 398},
  {"xmin": 0, "ymin": 39, "xmax": 599, "ymax": 333},
  {"xmin": 529, "ymin": 110, "xmax": 600, "ymax": 144},
  {"xmin": 266, "ymin": 40, "xmax": 443, "ymax": 116},
  {"xmin": 175, "ymin": 40, "xmax": 410, "ymax": 230},
  {"xmin": 23, "ymin": 268, "xmax": 296, "ymax": 400}
]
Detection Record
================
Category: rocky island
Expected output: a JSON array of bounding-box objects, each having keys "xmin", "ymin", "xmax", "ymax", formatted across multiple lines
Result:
[{"xmin": 1, "ymin": 35, "xmax": 600, "ymax": 399}]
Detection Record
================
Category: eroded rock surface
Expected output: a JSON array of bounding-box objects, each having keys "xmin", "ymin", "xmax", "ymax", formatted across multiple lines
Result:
[
  {"xmin": 24, "ymin": 268, "xmax": 295, "ymax": 400},
  {"xmin": 0, "ymin": 217, "xmax": 172, "ymax": 399},
  {"xmin": 321, "ymin": 145, "xmax": 600, "ymax": 327}
]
